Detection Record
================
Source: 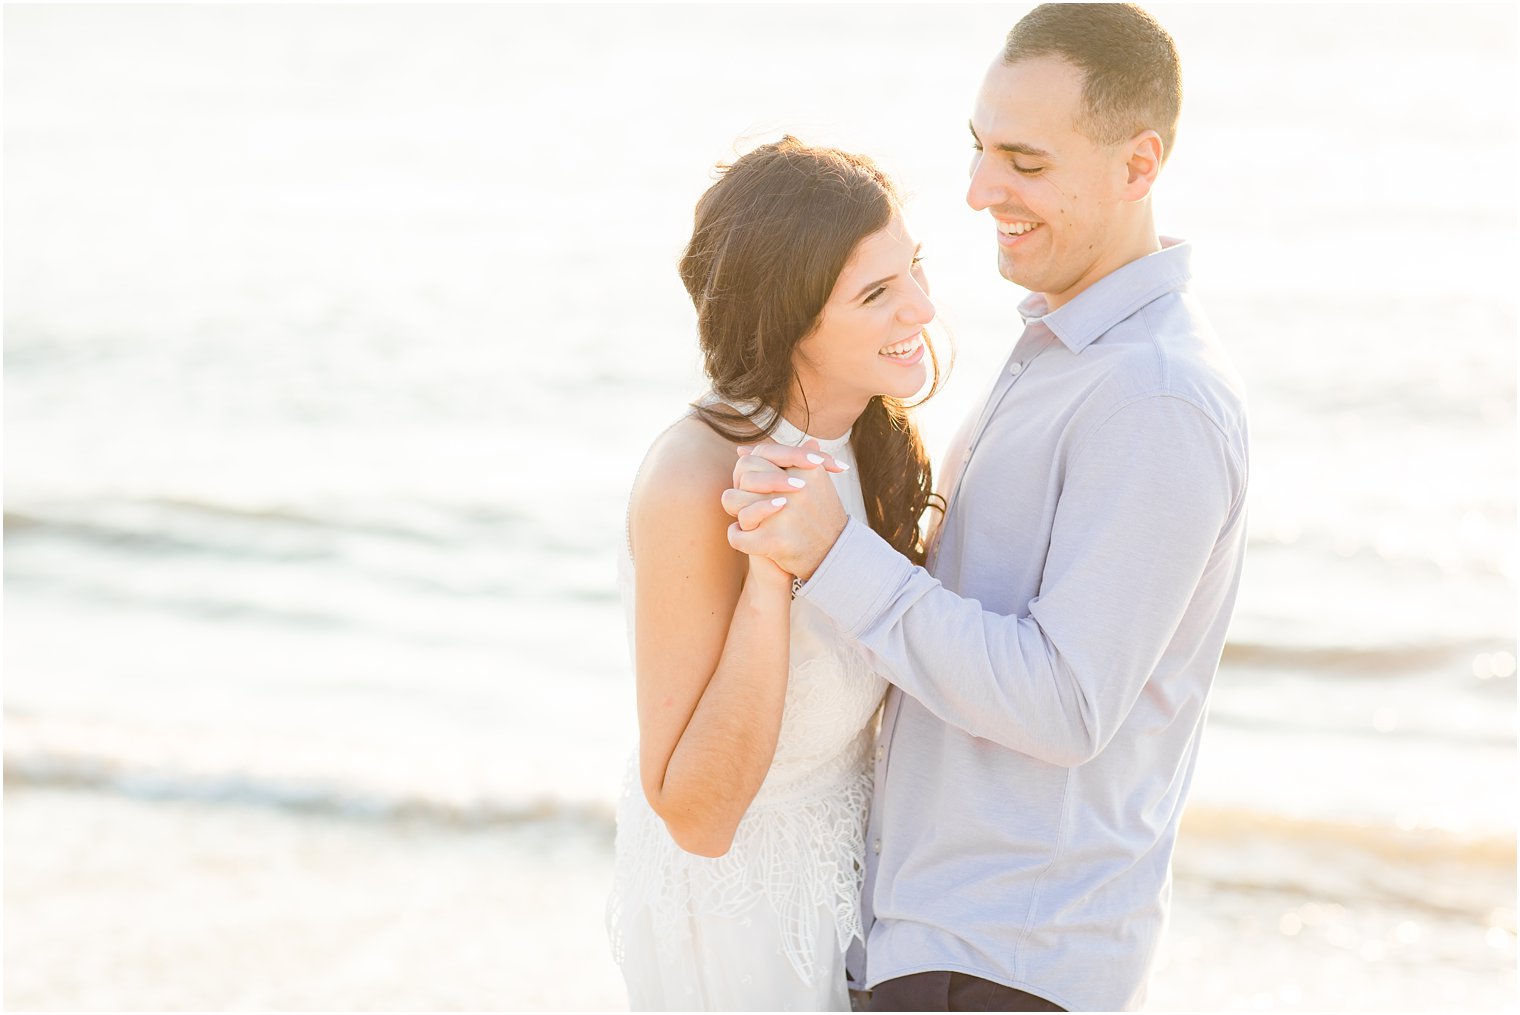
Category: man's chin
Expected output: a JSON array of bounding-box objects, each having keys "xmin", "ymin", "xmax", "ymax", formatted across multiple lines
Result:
[
  {"xmin": 997, "ymin": 253, "xmax": 1032, "ymax": 288},
  {"xmin": 998, "ymin": 255, "xmax": 1062, "ymax": 298}
]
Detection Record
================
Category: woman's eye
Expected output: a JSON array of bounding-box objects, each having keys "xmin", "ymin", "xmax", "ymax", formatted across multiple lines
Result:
[
  {"xmin": 911, "ymin": 255, "xmax": 925, "ymax": 269},
  {"xmin": 863, "ymin": 286, "xmax": 887, "ymax": 305}
]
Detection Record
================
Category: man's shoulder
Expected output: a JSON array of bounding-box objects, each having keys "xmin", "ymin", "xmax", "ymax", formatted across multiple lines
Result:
[{"xmin": 1082, "ymin": 291, "xmax": 1247, "ymax": 434}]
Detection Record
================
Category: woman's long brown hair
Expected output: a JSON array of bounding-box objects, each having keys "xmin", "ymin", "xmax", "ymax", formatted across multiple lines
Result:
[{"xmin": 679, "ymin": 137, "xmax": 944, "ymax": 565}]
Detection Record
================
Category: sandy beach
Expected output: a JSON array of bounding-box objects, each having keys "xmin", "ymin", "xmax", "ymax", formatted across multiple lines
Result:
[
  {"xmin": 5, "ymin": 784, "xmax": 1513, "ymax": 1012},
  {"xmin": 4, "ymin": 785, "xmax": 627, "ymax": 1012}
]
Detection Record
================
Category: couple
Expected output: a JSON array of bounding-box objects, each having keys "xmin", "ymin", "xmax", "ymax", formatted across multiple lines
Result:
[{"xmin": 608, "ymin": 5, "xmax": 1249, "ymax": 1012}]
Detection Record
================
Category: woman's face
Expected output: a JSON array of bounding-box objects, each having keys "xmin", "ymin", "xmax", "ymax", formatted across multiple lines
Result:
[{"xmin": 791, "ymin": 212, "xmax": 935, "ymax": 418}]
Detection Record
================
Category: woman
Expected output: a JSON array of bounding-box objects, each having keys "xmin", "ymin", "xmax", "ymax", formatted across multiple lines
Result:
[{"xmin": 607, "ymin": 137, "xmax": 942, "ymax": 1011}]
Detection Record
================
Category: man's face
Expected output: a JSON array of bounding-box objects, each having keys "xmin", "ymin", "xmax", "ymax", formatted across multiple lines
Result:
[{"xmin": 967, "ymin": 55, "xmax": 1133, "ymax": 308}]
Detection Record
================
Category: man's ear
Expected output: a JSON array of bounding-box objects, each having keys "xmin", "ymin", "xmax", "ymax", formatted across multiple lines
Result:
[{"xmin": 1121, "ymin": 130, "xmax": 1164, "ymax": 201}]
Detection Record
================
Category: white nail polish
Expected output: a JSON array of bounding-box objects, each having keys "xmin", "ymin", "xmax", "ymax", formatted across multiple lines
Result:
[
  {"xmin": 806, "ymin": 453, "xmax": 825, "ymax": 465},
  {"xmin": 771, "ymin": 497, "xmax": 788, "ymax": 507},
  {"xmin": 788, "ymin": 478, "xmax": 806, "ymax": 488},
  {"xmin": 836, "ymin": 460, "xmax": 850, "ymax": 471}
]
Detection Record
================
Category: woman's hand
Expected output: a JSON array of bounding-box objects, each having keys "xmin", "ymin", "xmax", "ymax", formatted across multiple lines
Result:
[
  {"xmin": 746, "ymin": 548, "xmax": 794, "ymax": 591},
  {"xmin": 722, "ymin": 439, "xmax": 849, "ymax": 581}
]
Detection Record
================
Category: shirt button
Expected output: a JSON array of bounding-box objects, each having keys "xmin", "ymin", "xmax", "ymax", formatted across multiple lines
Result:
[
  {"xmin": 875, "ymin": 745, "xmax": 885, "ymax": 761},
  {"xmin": 872, "ymin": 838, "xmax": 881, "ymax": 854},
  {"xmin": 1009, "ymin": 361, "xmax": 1024, "ymax": 376}
]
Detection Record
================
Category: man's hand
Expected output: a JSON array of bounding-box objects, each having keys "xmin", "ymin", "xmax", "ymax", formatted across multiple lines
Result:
[{"xmin": 721, "ymin": 440, "xmax": 850, "ymax": 581}]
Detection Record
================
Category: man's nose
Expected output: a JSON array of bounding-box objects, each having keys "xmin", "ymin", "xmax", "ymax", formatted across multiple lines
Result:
[{"xmin": 966, "ymin": 153, "xmax": 1005, "ymax": 212}]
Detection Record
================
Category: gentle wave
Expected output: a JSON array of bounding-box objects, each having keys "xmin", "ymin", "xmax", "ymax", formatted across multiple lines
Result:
[
  {"xmin": 4, "ymin": 496, "xmax": 614, "ymax": 585},
  {"xmin": 7, "ymin": 744, "xmax": 1511, "ymax": 873},
  {"xmin": 1178, "ymin": 804, "xmax": 1515, "ymax": 871},
  {"xmin": 5, "ymin": 497, "xmax": 528, "ymax": 549},
  {"xmin": 1206, "ymin": 709, "xmax": 1514, "ymax": 749},
  {"xmin": 4, "ymin": 749, "xmax": 616, "ymax": 836},
  {"xmin": 1220, "ymin": 639, "xmax": 1499, "ymax": 675},
  {"xmin": 4, "ymin": 496, "xmax": 621, "ymax": 610},
  {"xmin": 7, "ymin": 503, "xmax": 1499, "ymax": 672}
]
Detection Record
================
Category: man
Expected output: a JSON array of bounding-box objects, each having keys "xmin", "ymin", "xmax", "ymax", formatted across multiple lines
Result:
[{"xmin": 723, "ymin": 5, "xmax": 1249, "ymax": 1011}]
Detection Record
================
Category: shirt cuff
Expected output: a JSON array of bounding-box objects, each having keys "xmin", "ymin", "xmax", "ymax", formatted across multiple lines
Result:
[{"xmin": 795, "ymin": 516, "xmax": 917, "ymax": 637}]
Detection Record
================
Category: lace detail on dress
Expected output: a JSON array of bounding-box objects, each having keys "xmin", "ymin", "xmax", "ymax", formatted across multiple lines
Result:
[{"xmin": 607, "ymin": 621, "xmax": 885, "ymax": 987}]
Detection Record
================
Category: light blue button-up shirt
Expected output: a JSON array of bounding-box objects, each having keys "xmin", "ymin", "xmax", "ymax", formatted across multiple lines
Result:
[{"xmin": 800, "ymin": 240, "xmax": 1249, "ymax": 1011}]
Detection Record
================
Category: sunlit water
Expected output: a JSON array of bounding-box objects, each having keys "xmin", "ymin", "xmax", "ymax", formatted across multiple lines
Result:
[{"xmin": 5, "ymin": 2, "xmax": 1516, "ymax": 923}]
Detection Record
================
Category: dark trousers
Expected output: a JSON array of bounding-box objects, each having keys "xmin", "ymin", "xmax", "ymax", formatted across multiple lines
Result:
[{"xmin": 867, "ymin": 971, "xmax": 1066, "ymax": 1012}]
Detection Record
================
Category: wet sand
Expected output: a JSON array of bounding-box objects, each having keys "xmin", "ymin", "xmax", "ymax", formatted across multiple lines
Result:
[
  {"xmin": 5, "ymin": 786, "xmax": 1514, "ymax": 1012},
  {"xmin": 4, "ymin": 787, "xmax": 626, "ymax": 1011}
]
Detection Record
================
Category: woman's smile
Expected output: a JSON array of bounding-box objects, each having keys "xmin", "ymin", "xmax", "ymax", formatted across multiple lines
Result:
[{"xmin": 880, "ymin": 333, "xmax": 927, "ymax": 364}]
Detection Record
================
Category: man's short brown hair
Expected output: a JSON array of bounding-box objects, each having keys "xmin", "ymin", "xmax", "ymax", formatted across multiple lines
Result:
[{"xmin": 1004, "ymin": 3, "xmax": 1182, "ymax": 160}]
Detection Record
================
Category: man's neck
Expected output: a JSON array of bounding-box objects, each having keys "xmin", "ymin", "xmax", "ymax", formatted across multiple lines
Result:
[{"xmin": 1043, "ymin": 215, "xmax": 1161, "ymax": 312}]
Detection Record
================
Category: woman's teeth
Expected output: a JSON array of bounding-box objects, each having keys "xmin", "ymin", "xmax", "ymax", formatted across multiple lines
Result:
[{"xmin": 880, "ymin": 336, "xmax": 922, "ymax": 358}]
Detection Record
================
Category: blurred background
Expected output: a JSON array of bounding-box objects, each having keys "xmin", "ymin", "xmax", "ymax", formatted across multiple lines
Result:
[{"xmin": 4, "ymin": 3, "xmax": 1515, "ymax": 1011}]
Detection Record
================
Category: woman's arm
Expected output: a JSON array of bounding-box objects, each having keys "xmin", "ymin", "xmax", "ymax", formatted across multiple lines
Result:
[{"xmin": 630, "ymin": 425, "xmax": 794, "ymax": 857}]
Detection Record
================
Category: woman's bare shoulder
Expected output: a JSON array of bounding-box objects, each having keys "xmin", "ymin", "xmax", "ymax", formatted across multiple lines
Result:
[
  {"xmin": 630, "ymin": 416, "xmax": 745, "ymax": 544},
  {"xmin": 642, "ymin": 415, "xmax": 739, "ymax": 485}
]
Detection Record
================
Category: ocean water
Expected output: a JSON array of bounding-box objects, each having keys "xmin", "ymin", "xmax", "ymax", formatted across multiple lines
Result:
[{"xmin": 5, "ymin": 4, "xmax": 1517, "ymax": 1005}]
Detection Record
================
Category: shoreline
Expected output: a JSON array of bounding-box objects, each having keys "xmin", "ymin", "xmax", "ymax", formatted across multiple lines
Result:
[{"xmin": 6, "ymin": 785, "xmax": 1514, "ymax": 1012}]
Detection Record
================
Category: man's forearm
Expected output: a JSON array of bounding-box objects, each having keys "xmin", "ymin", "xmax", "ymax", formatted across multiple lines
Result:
[{"xmin": 795, "ymin": 519, "xmax": 1112, "ymax": 765}]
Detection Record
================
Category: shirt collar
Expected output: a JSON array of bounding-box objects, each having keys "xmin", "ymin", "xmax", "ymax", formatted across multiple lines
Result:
[{"xmin": 1017, "ymin": 237, "xmax": 1193, "ymax": 354}]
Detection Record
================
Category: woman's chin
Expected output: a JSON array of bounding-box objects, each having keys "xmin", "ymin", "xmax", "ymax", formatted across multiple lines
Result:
[{"xmin": 879, "ymin": 362, "xmax": 929, "ymax": 400}]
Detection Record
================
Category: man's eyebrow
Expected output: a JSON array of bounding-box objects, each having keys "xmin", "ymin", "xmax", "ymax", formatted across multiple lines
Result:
[
  {"xmin": 969, "ymin": 120, "xmax": 1053, "ymax": 160},
  {"xmin": 851, "ymin": 243, "xmax": 922, "ymax": 302}
]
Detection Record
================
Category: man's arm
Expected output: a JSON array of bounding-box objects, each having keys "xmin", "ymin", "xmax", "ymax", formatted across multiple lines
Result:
[{"xmin": 733, "ymin": 395, "xmax": 1244, "ymax": 766}]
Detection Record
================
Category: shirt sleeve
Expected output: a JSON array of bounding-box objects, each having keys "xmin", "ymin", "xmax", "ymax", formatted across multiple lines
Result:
[{"xmin": 796, "ymin": 393, "xmax": 1242, "ymax": 767}]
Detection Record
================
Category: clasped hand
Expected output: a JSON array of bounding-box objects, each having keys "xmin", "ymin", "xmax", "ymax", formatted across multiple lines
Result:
[{"xmin": 722, "ymin": 441, "xmax": 850, "ymax": 582}]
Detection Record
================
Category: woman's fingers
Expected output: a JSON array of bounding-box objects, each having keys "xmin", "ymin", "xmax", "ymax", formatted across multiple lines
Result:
[
  {"xmin": 735, "ymin": 441, "xmax": 847, "ymax": 475},
  {"xmin": 720, "ymin": 487, "xmax": 760, "ymax": 518},
  {"xmin": 732, "ymin": 493, "xmax": 790, "ymax": 532},
  {"xmin": 726, "ymin": 439, "xmax": 841, "ymax": 533},
  {"xmin": 734, "ymin": 465, "xmax": 809, "ymax": 495}
]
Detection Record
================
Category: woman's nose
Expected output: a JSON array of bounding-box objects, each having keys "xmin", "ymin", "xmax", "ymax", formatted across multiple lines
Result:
[{"xmin": 901, "ymin": 282, "xmax": 935, "ymax": 325}]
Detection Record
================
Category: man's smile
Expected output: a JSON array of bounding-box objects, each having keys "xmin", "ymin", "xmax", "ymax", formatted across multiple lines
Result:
[{"xmin": 996, "ymin": 217, "xmax": 1043, "ymax": 247}]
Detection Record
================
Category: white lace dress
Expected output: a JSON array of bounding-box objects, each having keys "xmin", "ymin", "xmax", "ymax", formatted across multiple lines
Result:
[{"xmin": 607, "ymin": 413, "xmax": 887, "ymax": 1012}]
